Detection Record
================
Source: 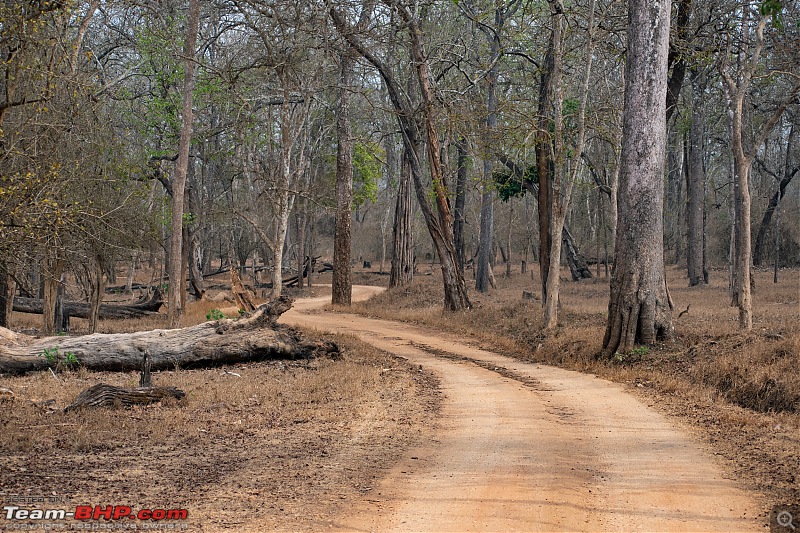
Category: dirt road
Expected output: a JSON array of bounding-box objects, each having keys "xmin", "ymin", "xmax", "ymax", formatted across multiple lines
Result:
[{"xmin": 281, "ymin": 286, "xmax": 762, "ymax": 532}]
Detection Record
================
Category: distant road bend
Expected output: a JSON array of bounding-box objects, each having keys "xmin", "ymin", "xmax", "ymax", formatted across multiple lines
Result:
[{"xmin": 281, "ymin": 286, "xmax": 760, "ymax": 532}]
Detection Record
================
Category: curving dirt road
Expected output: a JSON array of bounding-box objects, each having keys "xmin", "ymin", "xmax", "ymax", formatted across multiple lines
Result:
[{"xmin": 281, "ymin": 286, "xmax": 762, "ymax": 532}]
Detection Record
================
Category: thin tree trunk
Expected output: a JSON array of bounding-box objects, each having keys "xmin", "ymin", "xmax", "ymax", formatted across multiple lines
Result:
[
  {"xmin": 753, "ymin": 122, "xmax": 796, "ymax": 266},
  {"xmin": 543, "ymin": 0, "xmax": 594, "ymax": 329},
  {"xmin": 477, "ymin": 21, "xmax": 500, "ymax": 293},
  {"xmin": 536, "ymin": 31, "xmax": 555, "ymax": 303},
  {"xmin": 454, "ymin": 138, "xmax": 469, "ymax": 272},
  {"xmin": 296, "ymin": 196, "xmax": 306, "ymax": 291},
  {"xmin": 506, "ymin": 199, "xmax": 513, "ymax": 277},
  {"xmin": 687, "ymin": 70, "xmax": 708, "ymax": 286},
  {"xmin": 167, "ymin": 0, "xmax": 200, "ymax": 328},
  {"xmin": 87, "ymin": 259, "xmax": 104, "ymax": 334},
  {"xmin": 0, "ymin": 268, "xmax": 11, "ymax": 328}
]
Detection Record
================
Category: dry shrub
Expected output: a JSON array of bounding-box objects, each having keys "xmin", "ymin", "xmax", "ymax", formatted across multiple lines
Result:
[{"xmin": 691, "ymin": 333, "xmax": 800, "ymax": 413}]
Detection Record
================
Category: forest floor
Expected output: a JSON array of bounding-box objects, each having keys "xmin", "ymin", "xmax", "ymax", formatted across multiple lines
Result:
[
  {"xmin": 0, "ymin": 264, "xmax": 797, "ymax": 531},
  {"xmin": 0, "ymin": 286, "xmax": 440, "ymax": 531}
]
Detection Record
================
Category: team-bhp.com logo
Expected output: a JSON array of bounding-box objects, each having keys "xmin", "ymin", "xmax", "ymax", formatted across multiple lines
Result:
[{"xmin": 4, "ymin": 505, "xmax": 188, "ymax": 521}]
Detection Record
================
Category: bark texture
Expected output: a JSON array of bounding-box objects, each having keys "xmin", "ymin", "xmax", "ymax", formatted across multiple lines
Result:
[
  {"xmin": 0, "ymin": 297, "xmax": 336, "ymax": 375},
  {"xmin": 332, "ymin": 52, "xmax": 355, "ymax": 306},
  {"xmin": 601, "ymin": 0, "xmax": 673, "ymax": 357},
  {"xmin": 390, "ymin": 147, "xmax": 414, "ymax": 288}
]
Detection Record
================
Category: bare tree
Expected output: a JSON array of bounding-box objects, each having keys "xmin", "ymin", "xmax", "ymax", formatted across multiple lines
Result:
[
  {"xmin": 718, "ymin": 7, "xmax": 800, "ymax": 329},
  {"xmin": 167, "ymin": 0, "xmax": 200, "ymax": 328},
  {"xmin": 330, "ymin": 2, "xmax": 471, "ymax": 310}
]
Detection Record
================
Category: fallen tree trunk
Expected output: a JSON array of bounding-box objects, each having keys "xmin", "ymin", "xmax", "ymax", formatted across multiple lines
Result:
[
  {"xmin": 0, "ymin": 296, "xmax": 337, "ymax": 375},
  {"xmin": 12, "ymin": 290, "xmax": 163, "ymax": 320}
]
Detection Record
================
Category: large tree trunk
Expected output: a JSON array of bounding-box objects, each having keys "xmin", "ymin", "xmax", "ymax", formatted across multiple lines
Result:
[
  {"xmin": 390, "ymin": 146, "xmax": 414, "ymax": 288},
  {"xmin": 601, "ymin": 0, "xmax": 673, "ymax": 357},
  {"xmin": 686, "ymin": 70, "xmax": 708, "ymax": 286},
  {"xmin": 0, "ymin": 298, "xmax": 335, "ymax": 375},
  {"xmin": 332, "ymin": 52, "xmax": 355, "ymax": 306},
  {"xmin": 167, "ymin": 0, "xmax": 200, "ymax": 328}
]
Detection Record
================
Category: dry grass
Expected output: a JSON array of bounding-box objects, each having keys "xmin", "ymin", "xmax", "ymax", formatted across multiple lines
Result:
[
  {"xmin": 1, "ymin": 294, "xmax": 440, "ymax": 531},
  {"xmin": 352, "ymin": 264, "xmax": 800, "ymax": 505}
]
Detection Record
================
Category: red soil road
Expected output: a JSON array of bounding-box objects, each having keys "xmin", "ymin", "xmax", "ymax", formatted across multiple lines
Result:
[{"xmin": 281, "ymin": 286, "xmax": 761, "ymax": 532}]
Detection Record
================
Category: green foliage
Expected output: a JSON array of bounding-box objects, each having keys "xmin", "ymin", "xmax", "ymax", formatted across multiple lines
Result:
[
  {"xmin": 206, "ymin": 309, "xmax": 226, "ymax": 320},
  {"xmin": 353, "ymin": 142, "xmax": 383, "ymax": 208},
  {"xmin": 493, "ymin": 165, "xmax": 537, "ymax": 202},
  {"xmin": 63, "ymin": 351, "xmax": 78, "ymax": 368},
  {"xmin": 39, "ymin": 347, "xmax": 59, "ymax": 367},
  {"xmin": 38, "ymin": 347, "xmax": 79, "ymax": 370},
  {"xmin": 760, "ymin": 0, "xmax": 784, "ymax": 28},
  {"xmin": 632, "ymin": 346, "xmax": 649, "ymax": 356}
]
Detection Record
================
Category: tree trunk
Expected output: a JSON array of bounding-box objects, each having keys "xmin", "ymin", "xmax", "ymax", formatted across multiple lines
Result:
[
  {"xmin": 390, "ymin": 147, "xmax": 414, "ymax": 288},
  {"xmin": 506, "ymin": 200, "xmax": 513, "ymax": 277},
  {"xmin": 0, "ymin": 269, "xmax": 11, "ymax": 328},
  {"xmin": 42, "ymin": 260, "xmax": 64, "ymax": 336},
  {"xmin": 686, "ymin": 70, "xmax": 708, "ymax": 285},
  {"xmin": 271, "ymin": 94, "xmax": 294, "ymax": 299},
  {"xmin": 0, "ymin": 298, "xmax": 337, "ymax": 375},
  {"xmin": 295, "ymin": 196, "xmax": 307, "ymax": 290},
  {"xmin": 332, "ymin": 52, "xmax": 355, "ymax": 306},
  {"xmin": 454, "ymin": 138, "xmax": 469, "ymax": 272},
  {"xmin": 167, "ymin": 0, "xmax": 200, "ymax": 328},
  {"xmin": 543, "ymin": 0, "xmax": 594, "ymax": 329},
  {"xmin": 753, "ymin": 123, "xmax": 796, "ymax": 266},
  {"xmin": 728, "ymin": 94, "xmax": 752, "ymax": 329},
  {"xmin": 477, "ymin": 20, "xmax": 500, "ymax": 294},
  {"xmin": 601, "ymin": 0, "xmax": 673, "ymax": 357},
  {"xmin": 87, "ymin": 258, "xmax": 104, "ymax": 334},
  {"xmin": 404, "ymin": 8, "xmax": 471, "ymax": 311},
  {"xmin": 536, "ymin": 31, "xmax": 555, "ymax": 303},
  {"xmin": 563, "ymin": 227, "xmax": 592, "ymax": 281},
  {"xmin": 476, "ymin": 185, "xmax": 494, "ymax": 293}
]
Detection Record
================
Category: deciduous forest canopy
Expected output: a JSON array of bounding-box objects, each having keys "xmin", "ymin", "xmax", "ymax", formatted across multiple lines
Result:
[{"xmin": 0, "ymin": 0, "xmax": 798, "ymax": 347}]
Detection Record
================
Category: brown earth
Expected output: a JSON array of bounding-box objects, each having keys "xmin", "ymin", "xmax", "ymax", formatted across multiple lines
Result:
[
  {"xmin": 0, "ymin": 295, "xmax": 440, "ymax": 532},
  {"xmin": 283, "ymin": 285, "xmax": 763, "ymax": 532},
  {"xmin": 1, "ymin": 265, "xmax": 796, "ymax": 532}
]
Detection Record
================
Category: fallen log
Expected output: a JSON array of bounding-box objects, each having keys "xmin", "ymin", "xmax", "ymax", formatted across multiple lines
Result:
[
  {"xmin": 13, "ymin": 289, "xmax": 163, "ymax": 320},
  {"xmin": 0, "ymin": 296, "xmax": 337, "ymax": 375},
  {"xmin": 64, "ymin": 384, "xmax": 185, "ymax": 412}
]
